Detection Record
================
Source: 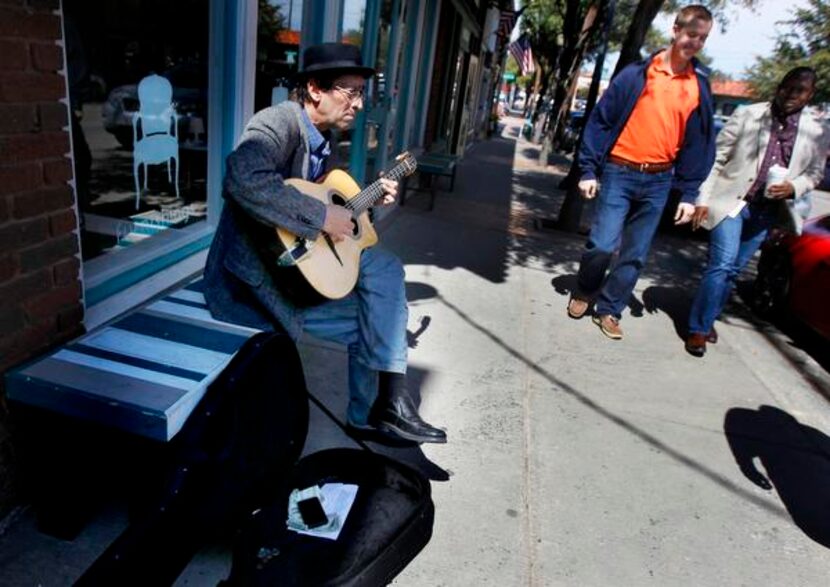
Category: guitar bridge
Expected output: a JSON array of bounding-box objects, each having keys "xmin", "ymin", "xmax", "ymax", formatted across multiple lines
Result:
[{"xmin": 277, "ymin": 239, "xmax": 315, "ymax": 266}]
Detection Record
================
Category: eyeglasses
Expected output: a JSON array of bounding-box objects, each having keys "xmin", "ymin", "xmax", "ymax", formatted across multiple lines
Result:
[{"xmin": 333, "ymin": 85, "xmax": 365, "ymax": 103}]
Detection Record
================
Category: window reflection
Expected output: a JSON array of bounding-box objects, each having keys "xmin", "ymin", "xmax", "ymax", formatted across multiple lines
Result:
[
  {"xmin": 335, "ymin": 0, "xmax": 368, "ymax": 169},
  {"xmin": 255, "ymin": 0, "xmax": 304, "ymax": 113},
  {"xmin": 65, "ymin": 0, "xmax": 209, "ymax": 261}
]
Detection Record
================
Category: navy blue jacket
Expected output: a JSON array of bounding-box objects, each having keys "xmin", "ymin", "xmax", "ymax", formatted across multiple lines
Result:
[{"xmin": 578, "ymin": 54, "xmax": 716, "ymax": 203}]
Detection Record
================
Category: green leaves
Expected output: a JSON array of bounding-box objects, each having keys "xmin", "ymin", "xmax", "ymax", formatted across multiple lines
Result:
[{"xmin": 746, "ymin": 0, "xmax": 830, "ymax": 103}]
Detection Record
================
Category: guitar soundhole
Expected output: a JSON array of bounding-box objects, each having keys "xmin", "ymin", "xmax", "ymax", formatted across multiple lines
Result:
[{"xmin": 329, "ymin": 193, "xmax": 359, "ymax": 237}]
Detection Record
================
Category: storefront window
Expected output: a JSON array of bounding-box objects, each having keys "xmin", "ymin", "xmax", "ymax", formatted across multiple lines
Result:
[
  {"xmin": 65, "ymin": 0, "xmax": 210, "ymax": 262},
  {"xmin": 334, "ymin": 0, "xmax": 368, "ymax": 169},
  {"xmin": 254, "ymin": 0, "xmax": 304, "ymax": 113},
  {"xmin": 341, "ymin": 0, "xmax": 367, "ymax": 46}
]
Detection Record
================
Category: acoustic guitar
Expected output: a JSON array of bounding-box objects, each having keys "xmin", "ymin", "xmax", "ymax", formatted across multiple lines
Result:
[{"xmin": 269, "ymin": 152, "xmax": 417, "ymax": 302}]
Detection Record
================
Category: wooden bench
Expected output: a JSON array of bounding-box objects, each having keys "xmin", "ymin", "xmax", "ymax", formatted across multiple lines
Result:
[
  {"xmin": 5, "ymin": 279, "xmax": 260, "ymax": 538},
  {"xmin": 6, "ymin": 279, "xmax": 258, "ymax": 442},
  {"xmin": 401, "ymin": 146, "xmax": 458, "ymax": 211}
]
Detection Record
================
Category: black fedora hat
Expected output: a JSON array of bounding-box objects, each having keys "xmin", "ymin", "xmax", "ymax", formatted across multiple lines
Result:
[{"xmin": 298, "ymin": 42, "xmax": 375, "ymax": 79}]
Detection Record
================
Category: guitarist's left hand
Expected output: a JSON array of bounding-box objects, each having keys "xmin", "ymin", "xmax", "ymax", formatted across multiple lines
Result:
[{"xmin": 378, "ymin": 175, "xmax": 399, "ymax": 206}]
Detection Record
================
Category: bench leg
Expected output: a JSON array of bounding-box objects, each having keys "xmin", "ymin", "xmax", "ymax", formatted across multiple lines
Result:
[
  {"xmin": 13, "ymin": 404, "xmax": 165, "ymax": 540},
  {"xmin": 449, "ymin": 167, "xmax": 457, "ymax": 191},
  {"xmin": 15, "ymin": 406, "xmax": 99, "ymax": 540}
]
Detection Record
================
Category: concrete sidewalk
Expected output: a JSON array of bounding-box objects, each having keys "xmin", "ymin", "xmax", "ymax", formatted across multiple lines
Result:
[{"xmin": 2, "ymin": 116, "xmax": 830, "ymax": 585}]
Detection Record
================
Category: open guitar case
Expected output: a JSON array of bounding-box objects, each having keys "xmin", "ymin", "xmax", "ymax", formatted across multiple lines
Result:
[{"xmin": 75, "ymin": 332, "xmax": 434, "ymax": 586}]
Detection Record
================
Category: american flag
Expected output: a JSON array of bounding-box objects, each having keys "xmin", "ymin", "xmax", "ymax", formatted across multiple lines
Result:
[
  {"xmin": 498, "ymin": 6, "xmax": 524, "ymax": 39},
  {"xmin": 509, "ymin": 34, "xmax": 535, "ymax": 76}
]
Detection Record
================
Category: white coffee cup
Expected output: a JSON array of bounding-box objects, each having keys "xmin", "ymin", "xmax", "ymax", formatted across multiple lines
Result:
[{"xmin": 765, "ymin": 164, "xmax": 789, "ymax": 198}]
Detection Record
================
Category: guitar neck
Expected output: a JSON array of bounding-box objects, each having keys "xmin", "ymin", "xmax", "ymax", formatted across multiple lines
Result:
[{"xmin": 347, "ymin": 161, "xmax": 412, "ymax": 215}]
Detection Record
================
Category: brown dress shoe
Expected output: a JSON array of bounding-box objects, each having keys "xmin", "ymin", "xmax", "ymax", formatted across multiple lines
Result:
[
  {"xmin": 592, "ymin": 314, "xmax": 623, "ymax": 339},
  {"xmin": 685, "ymin": 333, "xmax": 707, "ymax": 357},
  {"xmin": 567, "ymin": 296, "xmax": 590, "ymax": 319},
  {"xmin": 706, "ymin": 327, "xmax": 718, "ymax": 344}
]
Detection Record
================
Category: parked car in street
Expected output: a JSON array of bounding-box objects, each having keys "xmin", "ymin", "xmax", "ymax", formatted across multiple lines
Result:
[
  {"xmin": 102, "ymin": 62, "xmax": 207, "ymax": 148},
  {"xmin": 752, "ymin": 214, "xmax": 830, "ymax": 340}
]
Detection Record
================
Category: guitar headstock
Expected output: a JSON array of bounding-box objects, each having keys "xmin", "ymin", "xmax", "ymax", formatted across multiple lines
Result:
[{"xmin": 394, "ymin": 151, "xmax": 417, "ymax": 177}]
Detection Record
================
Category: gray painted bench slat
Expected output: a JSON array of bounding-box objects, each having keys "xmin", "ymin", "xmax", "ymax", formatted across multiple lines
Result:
[{"xmin": 5, "ymin": 280, "xmax": 260, "ymax": 442}]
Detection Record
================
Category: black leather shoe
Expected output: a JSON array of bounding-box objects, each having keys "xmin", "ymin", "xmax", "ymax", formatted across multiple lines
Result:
[
  {"xmin": 369, "ymin": 393, "xmax": 447, "ymax": 444},
  {"xmin": 685, "ymin": 333, "xmax": 707, "ymax": 357}
]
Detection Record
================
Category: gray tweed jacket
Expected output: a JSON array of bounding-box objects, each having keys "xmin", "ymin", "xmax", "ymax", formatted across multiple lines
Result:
[{"xmin": 203, "ymin": 101, "xmax": 329, "ymax": 339}]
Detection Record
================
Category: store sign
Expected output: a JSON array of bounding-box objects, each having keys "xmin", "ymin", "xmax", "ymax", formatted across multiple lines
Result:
[{"xmin": 503, "ymin": 72, "xmax": 516, "ymax": 82}]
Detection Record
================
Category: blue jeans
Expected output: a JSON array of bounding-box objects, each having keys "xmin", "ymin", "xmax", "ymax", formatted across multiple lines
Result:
[
  {"xmin": 577, "ymin": 163, "xmax": 674, "ymax": 319},
  {"xmin": 688, "ymin": 202, "xmax": 777, "ymax": 335},
  {"xmin": 301, "ymin": 247, "xmax": 408, "ymax": 426}
]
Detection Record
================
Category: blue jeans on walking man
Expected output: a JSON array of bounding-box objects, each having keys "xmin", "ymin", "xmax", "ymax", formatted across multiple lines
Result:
[
  {"xmin": 688, "ymin": 202, "xmax": 777, "ymax": 336},
  {"xmin": 577, "ymin": 163, "xmax": 674, "ymax": 318}
]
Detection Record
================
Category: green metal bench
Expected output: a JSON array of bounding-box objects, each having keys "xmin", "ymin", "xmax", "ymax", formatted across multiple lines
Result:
[{"xmin": 401, "ymin": 147, "xmax": 458, "ymax": 211}]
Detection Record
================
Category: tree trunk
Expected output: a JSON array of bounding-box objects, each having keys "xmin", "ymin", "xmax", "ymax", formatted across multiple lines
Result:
[
  {"xmin": 556, "ymin": 0, "xmax": 617, "ymax": 232},
  {"xmin": 612, "ymin": 0, "xmax": 665, "ymax": 78},
  {"xmin": 531, "ymin": 65, "xmax": 551, "ymax": 125},
  {"xmin": 544, "ymin": 1, "xmax": 601, "ymax": 162}
]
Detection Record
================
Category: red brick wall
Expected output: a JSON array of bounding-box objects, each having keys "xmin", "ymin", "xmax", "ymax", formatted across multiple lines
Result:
[{"xmin": 0, "ymin": 0, "xmax": 84, "ymax": 517}]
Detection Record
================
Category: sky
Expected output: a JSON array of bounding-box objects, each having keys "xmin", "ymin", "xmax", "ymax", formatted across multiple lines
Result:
[
  {"xmin": 653, "ymin": 0, "xmax": 811, "ymax": 79},
  {"xmin": 580, "ymin": 0, "xmax": 811, "ymax": 80}
]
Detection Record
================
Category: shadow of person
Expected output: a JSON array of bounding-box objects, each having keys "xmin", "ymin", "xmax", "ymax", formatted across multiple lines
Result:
[
  {"xmin": 724, "ymin": 405, "xmax": 830, "ymax": 548},
  {"xmin": 642, "ymin": 285, "xmax": 693, "ymax": 341},
  {"xmin": 406, "ymin": 281, "xmax": 438, "ymax": 303},
  {"xmin": 407, "ymin": 316, "xmax": 431, "ymax": 349},
  {"xmin": 628, "ymin": 294, "xmax": 645, "ymax": 318},
  {"xmin": 551, "ymin": 274, "xmax": 578, "ymax": 297}
]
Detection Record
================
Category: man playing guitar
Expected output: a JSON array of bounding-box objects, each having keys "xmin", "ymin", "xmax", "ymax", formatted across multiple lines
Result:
[{"xmin": 203, "ymin": 42, "xmax": 446, "ymax": 444}]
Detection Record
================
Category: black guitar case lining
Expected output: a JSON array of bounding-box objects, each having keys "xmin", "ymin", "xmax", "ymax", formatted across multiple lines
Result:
[{"xmin": 224, "ymin": 448, "xmax": 434, "ymax": 586}]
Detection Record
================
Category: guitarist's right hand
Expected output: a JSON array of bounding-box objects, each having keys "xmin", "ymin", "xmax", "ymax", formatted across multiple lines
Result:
[{"xmin": 323, "ymin": 205, "xmax": 353, "ymax": 242}]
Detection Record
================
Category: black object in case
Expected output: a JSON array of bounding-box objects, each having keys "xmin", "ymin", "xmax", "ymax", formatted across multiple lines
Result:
[{"xmin": 76, "ymin": 331, "xmax": 434, "ymax": 586}]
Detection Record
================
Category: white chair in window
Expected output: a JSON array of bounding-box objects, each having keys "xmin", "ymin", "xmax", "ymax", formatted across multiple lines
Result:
[{"xmin": 133, "ymin": 74, "xmax": 179, "ymax": 209}]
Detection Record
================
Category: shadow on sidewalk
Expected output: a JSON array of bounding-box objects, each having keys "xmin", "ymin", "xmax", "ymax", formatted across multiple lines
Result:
[
  {"xmin": 641, "ymin": 285, "xmax": 693, "ymax": 340},
  {"xmin": 724, "ymin": 405, "xmax": 830, "ymax": 549},
  {"xmin": 396, "ymin": 133, "xmax": 518, "ymax": 284}
]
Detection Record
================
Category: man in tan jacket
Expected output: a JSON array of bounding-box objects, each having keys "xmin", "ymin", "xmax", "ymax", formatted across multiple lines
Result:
[{"xmin": 680, "ymin": 67, "xmax": 830, "ymax": 356}]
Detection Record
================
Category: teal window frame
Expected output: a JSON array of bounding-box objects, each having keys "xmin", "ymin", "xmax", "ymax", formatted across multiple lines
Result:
[{"xmin": 83, "ymin": 0, "xmax": 253, "ymax": 313}]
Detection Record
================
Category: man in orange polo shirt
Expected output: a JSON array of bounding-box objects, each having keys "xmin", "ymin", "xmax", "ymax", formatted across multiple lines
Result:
[{"xmin": 567, "ymin": 4, "xmax": 717, "ymax": 340}]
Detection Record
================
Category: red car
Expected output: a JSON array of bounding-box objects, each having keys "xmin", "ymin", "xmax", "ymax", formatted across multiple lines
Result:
[{"xmin": 753, "ymin": 214, "xmax": 830, "ymax": 340}]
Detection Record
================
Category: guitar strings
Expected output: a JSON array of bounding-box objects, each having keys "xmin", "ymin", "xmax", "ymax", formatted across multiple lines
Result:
[{"xmin": 346, "ymin": 159, "xmax": 414, "ymax": 214}]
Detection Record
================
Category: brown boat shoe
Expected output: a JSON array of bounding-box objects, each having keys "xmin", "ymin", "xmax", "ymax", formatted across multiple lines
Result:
[
  {"xmin": 592, "ymin": 314, "xmax": 623, "ymax": 340},
  {"xmin": 567, "ymin": 296, "xmax": 590, "ymax": 319}
]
